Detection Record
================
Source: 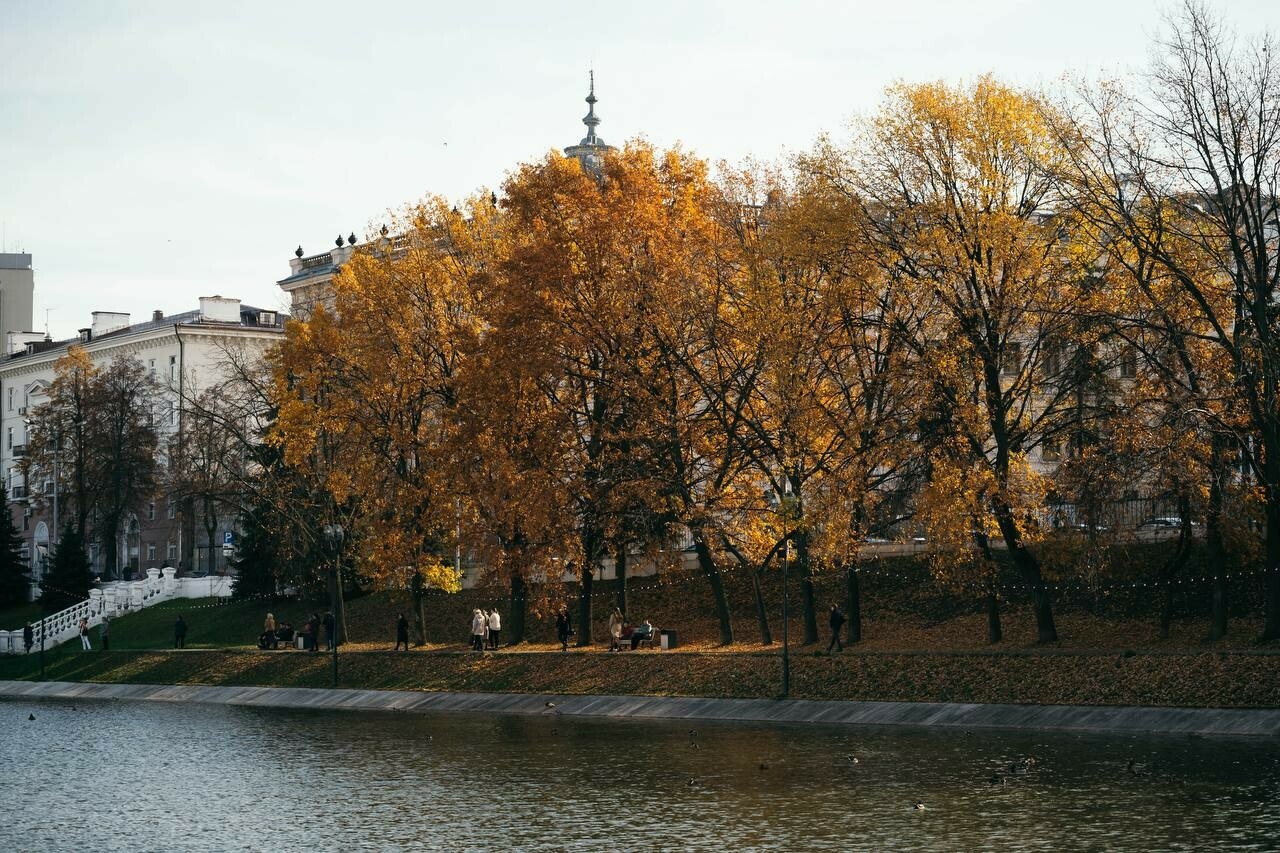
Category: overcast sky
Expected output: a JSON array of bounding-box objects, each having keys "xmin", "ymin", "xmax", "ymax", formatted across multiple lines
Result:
[{"xmin": 3, "ymin": 0, "xmax": 1279, "ymax": 340}]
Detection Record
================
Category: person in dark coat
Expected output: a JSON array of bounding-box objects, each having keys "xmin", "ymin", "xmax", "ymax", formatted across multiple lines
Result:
[
  {"xmin": 395, "ymin": 613, "xmax": 410, "ymax": 651},
  {"xmin": 323, "ymin": 611, "xmax": 336, "ymax": 651},
  {"xmin": 827, "ymin": 604, "xmax": 845, "ymax": 653},
  {"xmin": 174, "ymin": 614, "xmax": 188, "ymax": 649},
  {"xmin": 555, "ymin": 606, "xmax": 573, "ymax": 651},
  {"xmin": 23, "ymin": 623, "xmax": 34, "ymax": 654},
  {"xmin": 307, "ymin": 614, "xmax": 320, "ymax": 653}
]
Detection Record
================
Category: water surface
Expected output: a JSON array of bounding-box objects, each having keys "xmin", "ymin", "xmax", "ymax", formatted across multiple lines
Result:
[{"xmin": 3, "ymin": 698, "xmax": 1278, "ymax": 851}]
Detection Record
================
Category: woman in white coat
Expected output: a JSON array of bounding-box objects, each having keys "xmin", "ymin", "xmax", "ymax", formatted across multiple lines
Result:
[{"xmin": 470, "ymin": 609, "xmax": 486, "ymax": 651}]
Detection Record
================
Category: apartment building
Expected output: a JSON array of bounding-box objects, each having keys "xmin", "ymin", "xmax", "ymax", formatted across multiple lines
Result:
[{"xmin": 1, "ymin": 296, "xmax": 285, "ymax": 593}]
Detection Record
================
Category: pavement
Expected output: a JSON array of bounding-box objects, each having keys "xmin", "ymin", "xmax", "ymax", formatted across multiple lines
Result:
[{"xmin": 3, "ymin": 680, "xmax": 1279, "ymax": 736}]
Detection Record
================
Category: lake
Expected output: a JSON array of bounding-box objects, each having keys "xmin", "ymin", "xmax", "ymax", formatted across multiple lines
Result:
[{"xmin": 2, "ymin": 697, "xmax": 1278, "ymax": 851}]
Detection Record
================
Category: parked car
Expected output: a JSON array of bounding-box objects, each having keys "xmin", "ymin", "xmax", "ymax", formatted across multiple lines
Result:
[{"xmin": 1138, "ymin": 517, "xmax": 1200, "ymax": 530}]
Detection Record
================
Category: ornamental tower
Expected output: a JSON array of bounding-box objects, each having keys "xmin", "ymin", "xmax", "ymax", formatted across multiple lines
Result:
[{"xmin": 563, "ymin": 71, "xmax": 614, "ymax": 171}]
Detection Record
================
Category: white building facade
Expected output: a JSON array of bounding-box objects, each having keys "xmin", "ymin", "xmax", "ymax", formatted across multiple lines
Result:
[{"xmin": 0, "ymin": 296, "xmax": 285, "ymax": 594}]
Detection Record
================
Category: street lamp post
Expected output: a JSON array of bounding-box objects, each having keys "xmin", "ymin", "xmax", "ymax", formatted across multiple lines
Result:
[{"xmin": 322, "ymin": 523, "xmax": 344, "ymax": 688}]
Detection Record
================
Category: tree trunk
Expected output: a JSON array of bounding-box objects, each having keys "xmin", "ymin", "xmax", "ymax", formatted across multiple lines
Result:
[
  {"xmin": 845, "ymin": 564, "xmax": 862, "ymax": 644},
  {"xmin": 412, "ymin": 589, "xmax": 427, "ymax": 646},
  {"xmin": 751, "ymin": 568, "xmax": 772, "ymax": 645},
  {"xmin": 508, "ymin": 572, "xmax": 527, "ymax": 647},
  {"xmin": 1159, "ymin": 497, "xmax": 1194, "ymax": 641},
  {"xmin": 796, "ymin": 531, "xmax": 818, "ymax": 645},
  {"xmin": 691, "ymin": 530, "xmax": 733, "ymax": 645},
  {"xmin": 994, "ymin": 506, "xmax": 1057, "ymax": 643},
  {"xmin": 576, "ymin": 523, "xmax": 602, "ymax": 647},
  {"xmin": 576, "ymin": 566, "xmax": 594, "ymax": 647},
  {"xmin": 1264, "ymin": 495, "xmax": 1280, "ymax": 642},
  {"xmin": 1206, "ymin": 519, "xmax": 1227, "ymax": 642},
  {"xmin": 986, "ymin": 592, "xmax": 1002, "ymax": 644},
  {"xmin": 329, "ymin": 564, "xmax": 349, "ymax": 645},
  {"xmin": 1205, "ymin": 439, "xmax": 1228, "ymax": 641},
  {"xmin": 615, "ymin": 544, "xmax": 628, "ymax": 616}
]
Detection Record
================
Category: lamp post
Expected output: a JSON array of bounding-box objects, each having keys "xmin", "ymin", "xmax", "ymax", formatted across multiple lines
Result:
[{"xmin": 322, "ymin": 523, "xmax": 344, "ymax": 688}]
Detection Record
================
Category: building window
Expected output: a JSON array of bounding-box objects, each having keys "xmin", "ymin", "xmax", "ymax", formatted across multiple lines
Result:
[
  {"xmin": 6, "ymin": 387, "xmax": 11, "ymax": 411},
  {"xmin": 146, "ymin": 543, "xmax": 156, "ymax": 561},
  {"xmin": 1042, "ymin": 440, "xmax": 1062, "ymax": 462},
  {"xmin": 5, "ymin": 426, "xmax": 10, "ymax": 450},
  {"xmin": 148, "ymin": 358, "xmax": 156, "ymax": 379},
  {"xmin": 147, "ymin": 501, "xmax": 156, "ymax": 520},
  {"xmin": 169, "ymin": 355, "xmax": 177, "ymax": 381},
  {"xmin": 166, "ymin": 541, "xmax": 177, "ymax": 561},
  {"xmin": 1119, "ymin": 347, "xmax": 1138, "ymax": 379},
  {"xmin": 169, "ymin": 401, "xmax": 177, "ymax": 426},
  {"xmin": 167, "ymin": 499, "xmax": 176, "ymax": 520},
  {"xmin": 1002, "ymin": 343, "xmax": 1022, "ymax": 376}
]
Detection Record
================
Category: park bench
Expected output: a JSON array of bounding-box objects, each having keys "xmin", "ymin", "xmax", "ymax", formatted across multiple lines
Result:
[{"xmin": 616, "ymin": 626, "xmax": 656, "ymax": 651}]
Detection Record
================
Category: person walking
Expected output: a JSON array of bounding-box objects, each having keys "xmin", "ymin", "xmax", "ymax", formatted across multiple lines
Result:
[
  {"xmin": 264, "ymin": 613, "xmax": 278, "ymax": 650},
  {"xmin": 308, "ymin": 613, "xmax": 320, "ymax": 653},
  {"xmin": 78, "ymin": 617, "xmax": 91, "ymax": 651},
  {"xmin": 395, "ymin": 613, "xmax": 410, "ymax": 651},
  {"xmin": 323, "ymin": 611, "xmax": 336, "ymax": 652},
  {"xmin": 23, "ymin": 623, "xmax": 34, "ymax": 654},
  {"xmin": 100, "ymin": 616, "xmax": 110, "ymax": 651},
  {"xmin": 487, "ymin": 607, "xmax": 501, "ymax": 650},
  {"xmin": 827, "ymin": 604, "xmax": 846, "ymax": 653},
  {"xmin": 470, "ymin": 609, "xmax": 486, "ymax": 651},
  {"xmin": 555, "ymin": 605, "xmax": 573, "ymax": 652},
  {"xmin": 608, "ymin": 607, "xmax": 624, "ymax": 652},
  {"xmin": 174, "ymin": 614, "xmax": 188, "ymax": 649}
]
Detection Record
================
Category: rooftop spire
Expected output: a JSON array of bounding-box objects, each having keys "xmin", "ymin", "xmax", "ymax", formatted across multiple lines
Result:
[
  {"xmin": 564, "ymin": 70, "xmax": 614, "ymax": 169},
  {"xmin": 582, "ymin": 70, "xmax": 601, "ymax": 145}
]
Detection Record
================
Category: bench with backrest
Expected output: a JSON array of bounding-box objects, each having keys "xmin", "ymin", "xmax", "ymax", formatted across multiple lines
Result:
[{"xmin": 616, "ymin": 624, "xmax": 656, "ymax": 651}]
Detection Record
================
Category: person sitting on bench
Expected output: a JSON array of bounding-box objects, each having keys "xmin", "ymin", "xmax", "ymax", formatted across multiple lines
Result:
[
  {"xmin": 630, "ymin": 620, "xmax": 655, "ymax": 650},
  {"xmin": 275, "ymin": 623, "xmax": 295, "ymax": 645}
]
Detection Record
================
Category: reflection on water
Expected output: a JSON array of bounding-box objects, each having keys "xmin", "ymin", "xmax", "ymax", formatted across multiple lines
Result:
[{"xmin": 2, "ymin": 697, "xmax": 1279, "ymax": 852}]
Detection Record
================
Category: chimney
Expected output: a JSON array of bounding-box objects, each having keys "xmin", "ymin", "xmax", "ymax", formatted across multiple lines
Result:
[
  {"xmin": 198, "ymin": 295, "xmax": 241, "ymax": 323},
  {"xmin": 152, "ymin": 309, "xmax": 164, "ymax": 322},
  {"xmin": 91, "ymin": 311, "xmax": 130, "ymax": 337}
]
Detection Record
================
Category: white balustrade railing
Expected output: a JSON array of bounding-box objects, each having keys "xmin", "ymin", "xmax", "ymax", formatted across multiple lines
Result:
[{"xmin": 0, "ymin": 567, "xmax": 233, "ymax": 654}]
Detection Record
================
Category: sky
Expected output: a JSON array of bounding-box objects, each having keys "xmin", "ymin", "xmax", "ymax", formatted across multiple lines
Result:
[{"xmin": 3, "ymin": 0, "xmax": 1280, "ymax": 340}]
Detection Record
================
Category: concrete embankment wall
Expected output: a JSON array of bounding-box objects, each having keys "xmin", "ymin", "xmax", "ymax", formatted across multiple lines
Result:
[{"xmin": 3, "ymin": 680, "xmax": 1278, "ymax": 736}]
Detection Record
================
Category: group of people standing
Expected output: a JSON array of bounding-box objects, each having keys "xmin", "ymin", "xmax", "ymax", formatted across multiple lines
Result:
[{"xmin": 469, "ymin": 608, "xmax": 501, "ymax": 650}]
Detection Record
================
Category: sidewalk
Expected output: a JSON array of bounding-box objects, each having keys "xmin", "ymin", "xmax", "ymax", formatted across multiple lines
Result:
[{"xmin": 4, "ymin": 680, "xmax": 1279, "ymax": 736}]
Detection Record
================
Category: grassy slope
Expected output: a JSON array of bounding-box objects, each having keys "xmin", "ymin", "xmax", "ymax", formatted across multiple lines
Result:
[{"xmin": 2, "ymin": 545, "xmax": 1276, "ymax": 707}]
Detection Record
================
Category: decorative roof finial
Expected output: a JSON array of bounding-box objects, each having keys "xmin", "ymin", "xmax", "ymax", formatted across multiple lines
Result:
[
  {"xmin": 564, "ymin": 70, "xmax": 614, "ymax": 169},
  {"xmin": 581, "ymin": 69, "xmax": 602, "ymax": 146}
]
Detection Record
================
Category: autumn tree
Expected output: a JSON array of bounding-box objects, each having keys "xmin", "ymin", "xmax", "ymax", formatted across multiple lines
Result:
[
  {"xmin": 23, "ymin": 350, "xmax": 159, "ymax": 580},
  {"xmin": 492, "ymin": 144, "xmax": 707, "ymax": 646},
  {"xmin": 22, "ymin": 347, "xmax": 95, "ymax": 539},
  {"xmin": 1053, "ymin": 2, "xmax": 1280, "ymax": 639},
  {"xmin": 816, "ymin": 77, "xmax": 1097, "ymax": 643}
]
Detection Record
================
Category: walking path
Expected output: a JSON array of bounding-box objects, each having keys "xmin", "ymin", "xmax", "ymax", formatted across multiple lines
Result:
[{"xmin": 3, "ymin": 680, "xmax": 1279, "ymax": 736}]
